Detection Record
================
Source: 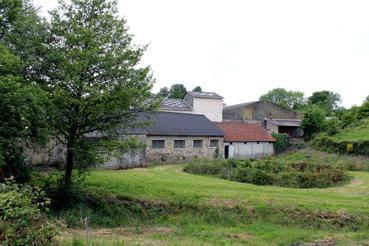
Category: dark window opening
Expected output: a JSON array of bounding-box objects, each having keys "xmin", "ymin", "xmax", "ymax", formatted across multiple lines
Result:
[
  {"xmin": 174, "ymin": 140, "xmax": 185, "ymax": 148},
  {"xmin": 193, "ymin": 140, "xmax": 203, "ymax": 148},
  {"xmin": 152, "ymin": 140, "xmax": 165, "ymax": 149},
  {"xmin": 210, "ymin": 140, "xmax": 219, "ymax": 148}
]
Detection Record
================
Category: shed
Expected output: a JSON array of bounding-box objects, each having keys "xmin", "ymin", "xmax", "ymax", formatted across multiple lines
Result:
[{"xmin": 216, "ymin": 122, "xmax": 276, "ymax": 159}]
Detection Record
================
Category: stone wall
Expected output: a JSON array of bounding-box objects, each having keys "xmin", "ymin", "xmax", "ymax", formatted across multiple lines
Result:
[{"xmin": 146, "ymin": 136, "xmax": 224, "ymax": 163}]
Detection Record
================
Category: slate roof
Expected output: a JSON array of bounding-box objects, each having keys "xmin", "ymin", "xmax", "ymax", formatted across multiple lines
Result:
[
  {"xmin": 187, "ymin": 91, "xmax": 223, "ymax": 99},
  {"xmin": 215, "ymin": 122, "xmax": 276, "ymax": 142},
  {"xmin": 161, "ymin": 98, "xmax": 192, "ymax": 111},
  {"xmin": 266, "ymin": 119, "xmax": 302, "ymax": 127},
  {"xmin": 123, "ymin": 112, "xmax": 224, "ymax": 137}
]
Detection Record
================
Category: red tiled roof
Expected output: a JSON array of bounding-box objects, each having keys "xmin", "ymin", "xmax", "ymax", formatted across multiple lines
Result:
[{"xmin": 215, "ymin": 122, "xmax": 276, "ymax": 142}]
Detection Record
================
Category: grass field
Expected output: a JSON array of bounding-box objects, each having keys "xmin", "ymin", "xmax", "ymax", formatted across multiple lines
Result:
[
  {"xmin": 330, "ymin": 123, "xmax": 369, "ymax": 142},
  {"xmin": 53, "ymin": 150, "xmax": 369, "ymax": 245}
]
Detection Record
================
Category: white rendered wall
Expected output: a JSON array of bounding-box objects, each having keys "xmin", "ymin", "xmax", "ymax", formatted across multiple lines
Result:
[
  {"xmin": 192, "ymin": 98, "xmax": 223, "ymax": 122},
  {"xmin": 225, "ymin": 142, "xmax": 274, "ymax": 159}
]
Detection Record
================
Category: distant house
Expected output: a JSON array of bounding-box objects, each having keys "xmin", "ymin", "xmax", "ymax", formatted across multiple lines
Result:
[
  {"xmin": 160, "ymin": 91, "xmax": 224, "ymax": 122},
  {"xmin": 223, "ymin": 100, "xmax": 303, "ymax": 139},
  {"xmin": 216, "ymin": 122, "xmax": 276, "ymax": 159},
  {"xmin": 102, "ymin": 111, "xmax": 225, "ymax": 169}
]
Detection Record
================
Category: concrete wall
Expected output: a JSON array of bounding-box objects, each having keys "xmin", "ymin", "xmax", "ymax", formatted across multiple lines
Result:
[
  {"xmin": 225, "ymin": 141, "xmax": 274, "ymax": 159},
  {"xmin": 146, "ymin": 136, "xmax": 224, "ymax": 163},
  {"xmin": 25, "ymin": 140, "xmax": 66, "ymax": 167},
  {"xmin": 223, "ymin": 101, "xmax": 301, "ymax": 122}
]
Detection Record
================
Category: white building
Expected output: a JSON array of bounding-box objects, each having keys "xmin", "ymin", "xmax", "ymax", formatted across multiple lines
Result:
[
  {"xmin": 216, "ymin": 122, "xmax": 276, "ymax": 159},
  {"xmin": 160, "ymin": 91, "xmax": 224, "ymax": 122}
]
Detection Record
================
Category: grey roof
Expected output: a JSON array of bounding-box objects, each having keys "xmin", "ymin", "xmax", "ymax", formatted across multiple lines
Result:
[
  {"xmin": 160, "ymin": 98, "xmax": 192, "ymax": 111},
  {"xmin": 187, "ymin": 91, "xmax": 223, "ymax": 99},
  {"xmin": 266, "ymin": 118, "xmax": 302, "ymax": 127},
  {"xmin": 123, "ymin": 112, "xmax": 224, "ymax": 137}
]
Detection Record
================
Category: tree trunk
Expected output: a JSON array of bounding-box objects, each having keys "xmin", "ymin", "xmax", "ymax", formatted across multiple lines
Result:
[{"xmin": 63, "ymin": 141, "xmax": 75, "ymax": 192}]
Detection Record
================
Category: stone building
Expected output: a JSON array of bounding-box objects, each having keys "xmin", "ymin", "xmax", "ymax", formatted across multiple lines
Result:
[
  {"xmin": 102, "ymin": 111, "xmax": 225, "ymax": 168},
  {"xmin": 223, "ymin": 100, "xmax": 303, "ymax": 139},
  {"xmin": 216, "ymin": 122, "xmax": 276, "ymax": 159},
  {"xmin": 160, "ymin": 91, "xmax": 224, "ymax": 122}
]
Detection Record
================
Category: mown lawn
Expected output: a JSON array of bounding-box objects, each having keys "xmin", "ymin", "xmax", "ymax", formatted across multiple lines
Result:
[{"xmin": 55, "ymin": 150, "xmax": 369, "ymax": 245}]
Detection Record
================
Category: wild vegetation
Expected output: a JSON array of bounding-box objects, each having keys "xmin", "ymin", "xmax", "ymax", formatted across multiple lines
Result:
[
  {"xmin": 32, "ymin": 149, "xmax": 369, "ymax": 245},
  {"xmin": 184, "ymin": 152, "xmax": 347, "ymax": 188}
]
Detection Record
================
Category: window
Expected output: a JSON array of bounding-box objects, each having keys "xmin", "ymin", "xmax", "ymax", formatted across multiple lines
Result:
[
  {"xmin": 193, "ymin": 140, "xmax": 203, "ymax": 148},
  {"xmin": 174, "ymin": 140, "xmax": 185, "ymax": 148},
  {"xmin": 152, "ymin": 140, "xmax": 165, "ymax": 149},
  {"xmin": 210, "ymin": 140, "xmax": 219, "ymax": 148}
]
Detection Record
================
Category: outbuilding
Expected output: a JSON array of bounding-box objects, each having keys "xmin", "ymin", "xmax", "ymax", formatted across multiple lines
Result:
[{"xmin": 216, "ymin": 122, "xmax": 276, "ymax": 159}]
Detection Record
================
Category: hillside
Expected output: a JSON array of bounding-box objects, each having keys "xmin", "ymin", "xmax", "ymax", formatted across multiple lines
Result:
[
  {"xmin": 48, "ymin": 150, "xmax": 369, "ymax": 245},
  {"xmin": 330, "ymin": 123, "xmax": 369, "ymax": 142}
]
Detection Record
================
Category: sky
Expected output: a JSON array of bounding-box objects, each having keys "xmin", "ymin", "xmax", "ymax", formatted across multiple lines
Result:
[{"xmin": 33, "ymin": 0, "xmax": 369, "ymax": 108}]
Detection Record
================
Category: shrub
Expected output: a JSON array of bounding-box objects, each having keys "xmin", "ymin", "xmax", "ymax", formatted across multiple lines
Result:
[
  {"xmin": 0, "ymin": 178, "xmax": 57, "ymax": 245},
  {"xmin": 184, "ymin": 157, "xmax": 346, "ymax": 188},
  {"xmin": 272, "ymin": 133, "xmax": 288, "ymax": 154}
]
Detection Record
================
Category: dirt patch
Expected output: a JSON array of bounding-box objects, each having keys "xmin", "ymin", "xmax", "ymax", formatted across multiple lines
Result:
[
  {"xmin": 206, "ymin": 198, "xmax": 247, "ymax": 208},
  {"xmin": 294, "ymin": 237, "xmax": 336, "ymax": 246},
  {"xmin": 347, "ymin": 178, "xmax": 363, "ymax": 187},
  {"xmin": 58, "ymin": 226, "xmax": 174, "ymax": 244}
]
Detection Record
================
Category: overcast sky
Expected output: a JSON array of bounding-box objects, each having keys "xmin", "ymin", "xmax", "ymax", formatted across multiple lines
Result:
[{"xmin": 33, "ymin": 0, "xmax": 369, "ymax": 107}]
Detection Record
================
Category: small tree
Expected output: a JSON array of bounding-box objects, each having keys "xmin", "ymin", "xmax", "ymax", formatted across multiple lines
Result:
[
  {"xmin": 157, "ymin": 87, "xmax": 170, "ymax": 98},
  {"xmin": 192, "ymin": 86, "xmax": 202, "ymax": 92},
  {"xmin": 168, "ymin": 84, "xmax": 187, "ymax": 99},
  {"xmin": 301, "ymin": 105, "xmax": 326, "ymax": 140},
  {"xmin": 39, "ymin": 0, "xmax": 159, "ymax": 193}
]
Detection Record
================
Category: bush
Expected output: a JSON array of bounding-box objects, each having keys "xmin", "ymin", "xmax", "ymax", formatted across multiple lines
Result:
[
  {"xmin": 272, "ymin": 133, "xmax": 288, "ymax": 154},
  {"xmin": 314, "ymin": 135, "xmax": 369, "ymax": 156},
  {"xmin": 0, "ymin": 178, "xmax": 57, "ymax": 245},
  {"xmin": 184, "ymin": 158, "xmax": 346, "ymax": 188}
]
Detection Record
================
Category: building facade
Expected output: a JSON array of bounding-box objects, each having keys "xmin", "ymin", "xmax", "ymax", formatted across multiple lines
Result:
[
  {"xmin": 160, "ymin": 91, "xmax": 224, "ymax": 122},
  {"xmin": 223, "ymin": 100, "xmax": 303, "ymax": 139},
  {"xmin": 216, "ymin": 122, "xmax": 276, "ymax": 159}
]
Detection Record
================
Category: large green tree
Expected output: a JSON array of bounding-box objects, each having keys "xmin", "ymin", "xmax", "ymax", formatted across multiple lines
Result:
[
  {"xmin": 38, "ymin": 0, "xmax": 159, "ymax": 192},
  {"xmin": 308, "ymin": 91, "xmax": 342, "ymax": 115},
  {"xmin": 0, "ymin": 0, "xmax": 48, "ymax": 83},
  {"xmin": 301, "ymin": 105, "xmax": 326, "ymax": 140},
  {"xmin": 259, "ymin": 88, "xmax": 306, "ymax": 110},
  {"xmin": 0, "ymin": 45, "xmax": 49, "ymax": 182}
]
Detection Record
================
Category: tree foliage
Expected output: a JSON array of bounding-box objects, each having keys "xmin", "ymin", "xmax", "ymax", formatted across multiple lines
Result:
[
  {"xmin": 301, "ymin": 105, "xmax": 326, "ymax": 140},
  {"xmin": 259, "ymin": 88, "xmax": 306, "ymax": 110},
  {"xmin": 168, "ymin": 84, "xmax": 187, "ymax": 99},
  {"xmin": 0, "ymin": 45, "xmax": 49, "ymax": 182},
  {"xmin": 308, "ymin": 91, "xmax": 342, "ymax": 115},
  {"xmin": 36, "ymin": 0, "xmax": 159, "ymax": 192},
  {"xmin": 192, "ymin": 86, "xmax": 202, "ymax": 92}
]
